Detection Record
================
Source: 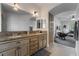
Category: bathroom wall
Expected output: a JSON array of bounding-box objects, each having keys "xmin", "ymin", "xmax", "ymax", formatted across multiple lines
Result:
[
  {"xmin": 54, "ymin": 17, "xmax": 62, "ymax": 31},
  {"xmin": 54, "ymin": 17, "xmax": 62, "ymax": 37},
  {"xmin": 54, "ymin": 17, "xmax": 75, "ymax": 33},
  {"xmin": 61, "ymin": 20, "xmax": 75, "ymax": 31},
  {"xmin": 61, "ymin": 21, "xmax": 70, "ymax": 31}
]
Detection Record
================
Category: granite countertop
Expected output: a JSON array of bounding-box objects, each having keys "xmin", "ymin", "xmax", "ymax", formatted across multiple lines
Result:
[{"xmin": 0, "ymin": 33, "xmax": 46, "ymax": 42}]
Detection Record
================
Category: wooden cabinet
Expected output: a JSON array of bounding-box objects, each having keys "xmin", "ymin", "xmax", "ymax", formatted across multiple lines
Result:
[
  {"xmin": 2, "ymin": 48, "xmax": 16, "ymax": 56},
  {"xmin": 29, "ymin": 34, "xmax": 47, "ymax": 55},
  {"xmin": 0, "ymin": 33, "xmax": 47, "ymax": 56},
  {"xmin": 0, "ymin": 52, "xmax": 3, "ymax": 56},
  {"xmin": 39, "ymin": 35, "xmax": 43, "ymax": 49},
  {"xmin": 0, "ymin": 38, "xmax": 29, "ymax": 56},
  {"xmin": 42, "ymin": 34, "xmax": 47, "ymax": 48},
  {"xmin": 18, "ymin": 44, "xmax": 29, "ymax": 56},
  {"xmin": 18, "ymin": 38, "xmax": 29, "ymax": 56},
  {"xmin": 39, "ymin": 34, "xmax": 47, "ymax": 49},
  {"xmin": 29, "ymin": 36, "xmax": 39, "ymax": 55},
  {"xmin": 0, "ymin": 41, "xmax": 17, "ymax": 53},
  {"xmin": 16, "ymin": 38, "xmax": 29, "ymax": 56}
]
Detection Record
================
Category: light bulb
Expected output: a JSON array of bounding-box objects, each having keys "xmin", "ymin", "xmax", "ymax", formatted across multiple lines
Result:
[
  {"xmin": 71, "ymin": 18, "xmax": 75, "ymax": 20},
  {"xmin": 13, "ymin": 7, "xmax": 18, "ymax": 11},
  {"xmin": 32, "ymin": 10, "xmax": 39, "ymax": 17},
  {"xmin": 13, "ymin": 3, "xmax": 19, "ymax": 11}
]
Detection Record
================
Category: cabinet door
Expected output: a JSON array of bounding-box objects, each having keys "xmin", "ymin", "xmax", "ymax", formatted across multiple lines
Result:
[
  {"xmin": 2, "ymin": 48, "xmax": 16, "ymax": 56},
  {"xmin": 39, "ymin": 35, "xmax": 43, "ymax": 49},
  {"xmin": 29, "ymin": 36, "xmax": 39, "ymax": 55},
  {"xmin": 42, "ymin": 39, "xmax": 46, "ymax": 48},
  {"xmin": 0, "ymin": 53, "xmax": 3, "ymax": 56},
  {"xmin": 19, "ymin": 44, "xmax": 29, "ymax": 56},
  {"xmin": 39, "ymin": 39, "xmax": 43, "ymax": 49},
  {"xmin": 0, "ymin": 41, "xmax": 17, "ymax": 53},
  {"xmin": 42, "ymin": 35, "xmax": 47, "ymax": 48}
]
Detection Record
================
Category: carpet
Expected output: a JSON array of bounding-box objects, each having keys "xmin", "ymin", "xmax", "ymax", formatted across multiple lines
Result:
[{"xmin": 55, "ymin": 36, "xmax": 76, "ymax": 48}]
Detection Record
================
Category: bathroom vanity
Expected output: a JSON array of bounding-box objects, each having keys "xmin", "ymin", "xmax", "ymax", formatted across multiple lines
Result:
[{"xmin": 0, "ymin": 31, "xmax": 47, "ymax": 56}]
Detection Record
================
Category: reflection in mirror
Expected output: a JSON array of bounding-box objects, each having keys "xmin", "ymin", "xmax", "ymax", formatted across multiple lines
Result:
[
  {"xmin": 37, "ymin": 20, "xmax": 41, "ymax": 28},
  {"xmin": 1, "ymin": 3, "xmax": 35, "ymax": 32},
  {"xmin": 36, "ymin": 19, "xmax": 46, "ymax": 29}
]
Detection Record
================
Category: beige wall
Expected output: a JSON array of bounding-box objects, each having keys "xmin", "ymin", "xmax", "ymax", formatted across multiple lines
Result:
[{"xmin": 40, "ymin": 7, "xmax": 49, "ymax": 47}]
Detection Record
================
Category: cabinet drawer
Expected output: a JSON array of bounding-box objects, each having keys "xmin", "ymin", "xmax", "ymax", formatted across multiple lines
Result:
[
  {"xmin": 2, "ymin": 48, "xmax": 16, "ymax": 56},
  {"xmin": 30, "ymin": 47, "xmax": 38, "ymax": 55},
  {"xmin": 19, "ymin": 44, "xmax": 29, "ymax": 56},
  {"xmin": 0, "ymin": 41, "xmax": 17, "ymax": 52},
  {"xmin": 30, "ymin": 44, "xmax": 38, "ymax": 50},
  {"xmin": 43, "ymin": 40, "xmax": 47, "ymax": 47},
  {"xmin": 30, "ymin": 40, "xmax": 38, "ymax": 45},
  {"xmin": 39, "ymin": 36, "xmax": 44, "ymax": 39},
  {"xmin": 16, "ymin": 39, "xmax": 29, "ymax": 45},
  {"xmin": 44, "ymin": 35, "xmax": 47, "ymax": 39},
  {"xmin": 30, "ymin": 36, "xmax": 38, "ymax": 41},
  {"xmin": 30, "ymin": 38, "xmax": 37, "ymax": 42},
  {"xmin": 0, "ymin": 53, "xmax": 3, "ymax": 56},
  {"xmin": 39, "ymin": 40, "xmax": 43, "ymax": 49}
]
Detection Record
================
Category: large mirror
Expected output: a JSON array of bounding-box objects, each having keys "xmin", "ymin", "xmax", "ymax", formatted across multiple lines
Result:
[{"xmin": 1, "ymin": 3, "xmax": 36, "ymax": 32}]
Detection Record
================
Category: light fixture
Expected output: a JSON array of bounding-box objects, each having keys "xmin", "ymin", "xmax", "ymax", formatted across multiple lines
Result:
[
  {"xmin": 72, "ymin": 18, "xmax": 75, "ymax": 20},
  {"xmin": 13, "ymin": 7, "xmax": 18, "ymax": 11},
  {"xmin": 32, "ymin": 10, "xmax": 39, "ymax": 17},
  {"xmin": 71, "ymin": 15, "xmax": 75, "ymax": 20},
  {"xmin": 13, "ymin": 3, "xmax": 18, "ymax": 11}
]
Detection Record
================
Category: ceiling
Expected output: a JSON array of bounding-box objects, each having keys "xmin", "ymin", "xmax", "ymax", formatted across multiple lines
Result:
[
  {"xmin": 2, "ymin": 3, "xmax": 79, "ymax": 21},
  {"xmin": 50, "ymin": 3, "xmax": 79, "ymax": 21},
  {"xmin": 55, "ymin": 11, "xmax": 76, "ymax": 21},
  {"xmin": 35, "ymin": 3, "xmax": 61, "ymax": 11},
  {"xmin": 35, "ymin": 3, "xmax": 79, "ymax": 21},
  {"xmin": 2, "ymin": 3, "xmax": 31, "ymax": 15},
  {"xmin": 2, "ymin": 3, "xmax": 61, "ymax": 15},
  {"xmin": 50, "ymin": 3, "xmax": 78, "ymax": 16}
]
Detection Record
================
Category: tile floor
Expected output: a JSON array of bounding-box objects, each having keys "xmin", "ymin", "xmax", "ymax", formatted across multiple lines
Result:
[{"xmin": 46, "ymin": 43, "xmax": 76, "ymax": 56}]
